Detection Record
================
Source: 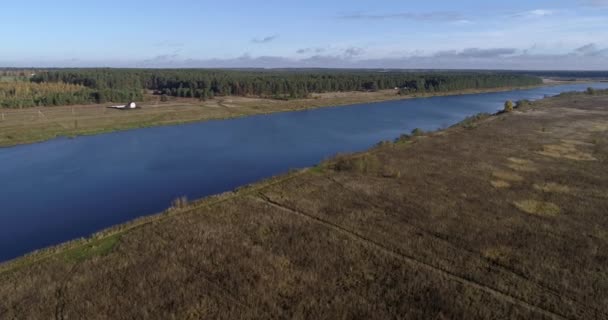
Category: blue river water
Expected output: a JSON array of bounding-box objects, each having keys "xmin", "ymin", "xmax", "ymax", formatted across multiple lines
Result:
[{"xmin": 1, "ymin": 82, "xmax": 607, "ymax": 262}]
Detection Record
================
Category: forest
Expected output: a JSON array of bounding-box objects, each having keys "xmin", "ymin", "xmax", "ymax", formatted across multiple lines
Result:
[
  {"xmin": 0, "ymin": 81, "xmax": 142, "ymax": 108},
  {"xmin": 1, "ymin": 68, "xmax": 543, "ymax": 108}
]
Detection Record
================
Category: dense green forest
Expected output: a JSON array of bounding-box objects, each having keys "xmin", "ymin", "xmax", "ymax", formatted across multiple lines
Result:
[
  {"xmin": 1, "ymin": 68, "xmax": 543, "ymax": 108},
  {"xmin": 0, "ymin": 82, "xmax": 91, "ymax": 108},
  {"xmin": 0, "ymin": 82, "xmax": 142, "ymax": 108},
  {"xmin": 33, "ymin": 69, "xmax": 542, "ymax": 98}
]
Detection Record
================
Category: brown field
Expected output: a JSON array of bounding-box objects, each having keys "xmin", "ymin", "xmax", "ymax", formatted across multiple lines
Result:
[
  {"xmin": 1, "ymin": 93, "xmax": 608, "ymax": 319},
  {"xmin": 0, "ymin": 84, "xmax": 549, "ymax": 148}
]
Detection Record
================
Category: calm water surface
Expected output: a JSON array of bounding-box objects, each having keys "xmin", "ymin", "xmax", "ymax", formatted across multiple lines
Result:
[{"xmin": 2, "ymin": 83, "xmax": 608, "ymax": 261}]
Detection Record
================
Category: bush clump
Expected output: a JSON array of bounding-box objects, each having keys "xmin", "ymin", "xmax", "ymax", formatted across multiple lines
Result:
[
  {"xmin": 394, "ymin": 134, "xmax": 411, "ymax": 143},
  {"xmin": 332, "ymin": 154, "xmax": 380, "ymax": 174},
  {"xmin": 504, "ymin": 100, "xmax": 514, "ymax": 113},
  {"xmin": 515, "ymin": 99, "xmax": 531, "ymax": 108},
  {"xmin": 411, "ymin": 128, "xmax": 425, "ymax": 136}
]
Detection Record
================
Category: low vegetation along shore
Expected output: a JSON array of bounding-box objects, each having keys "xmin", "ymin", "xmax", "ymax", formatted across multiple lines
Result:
[{"xmin": 2, "ymin": 90, "xmax": 608, "ymax": 319}]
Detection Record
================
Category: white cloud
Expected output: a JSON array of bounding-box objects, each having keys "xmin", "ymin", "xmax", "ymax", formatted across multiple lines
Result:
[
  {"xmin": 8, "ymin": 49, "xmax": 606, "ymax": 70},
  {"xmin": 344, "ymin": 47, "xmax": 364, "ymax": 58},
  {"xmin": 296, "ymin": 47, "xmax": 326, "ymax": 54},
  {"xmin": 573, "ymin": 43, "xmax": 608, "ymax": 56},
  {"xmin": 434, "ymin": 48, "xmax": 518, "ymax": 58},
  {"xmin": 512, "ymin": 9, "xmax": 554, "ymax": 18},
  {"xmin": 121, "ymin": 45, "xmax": 607, "ymax": 70},
  {"xmin": 252, "ymin": 35, "xmax": 279, "ymax": 44}
]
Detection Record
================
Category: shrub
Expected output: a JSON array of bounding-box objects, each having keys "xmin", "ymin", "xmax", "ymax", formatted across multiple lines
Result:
[
  {"xmin": 411, "ymin": 128, "xmax": 425, "ymax": 136},
  {"xmin": 394, "ymin": 134, "xmax": 411, "ymax": 143},
  {"xmin": 515, "ymin": 99, "xmax": 531, "ymax": 108},
  {"xmin": 504, "ymin": 100, "xmax": 514, "ymax": 112},
  {"xmin": 332, "ymin": 154, "xmax": 380, "ymax": 174},
  {"xmin": 586, "ymin": 87, "xmax": 596, "ymax": 95},
  {"xmin": 393, "ymin": 128, "xmax": 425, "ymax": 143}
]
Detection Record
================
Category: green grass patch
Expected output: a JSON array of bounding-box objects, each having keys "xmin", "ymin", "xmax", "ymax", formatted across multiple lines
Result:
[
  {"xmin": 309, "ymin": 164, "xmax": 326, "ymax": 174},
  {"xmin": 62, "ymin": 234, "xmax": 121, "ymax": 263}
]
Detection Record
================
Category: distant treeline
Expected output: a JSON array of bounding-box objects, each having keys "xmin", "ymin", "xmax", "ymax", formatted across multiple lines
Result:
[
  {"xmin": 514, "ymin": 70, "xmax": 608, "ymax": 79},
  {"xmin": 32, "ymin": 69, "xmax": 542, "ymax": 100},
  {"xmin": 0, "ymin": 69, "xmax": 543, "ymax": 108},
  {"xmin": 0, "ymin": 69, "xmax": 39, "ymax": 77}
]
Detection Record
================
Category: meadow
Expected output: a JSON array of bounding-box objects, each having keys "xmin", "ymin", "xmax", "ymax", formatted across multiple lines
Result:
[{"xmin": 1, "ymin": 91, "xmax": 607, "ymax": 319}]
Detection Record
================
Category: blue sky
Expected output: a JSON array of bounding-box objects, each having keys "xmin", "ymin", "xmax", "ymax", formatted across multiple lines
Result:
[{"xmin": 2, "ymin": 0, "xmax": 607, "ymax": 69}]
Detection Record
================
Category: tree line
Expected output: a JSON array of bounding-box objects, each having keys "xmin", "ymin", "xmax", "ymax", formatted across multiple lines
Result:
[
  {"xmin": 0, "ymin": 82, "xmax": 142, "ymax": 108},
  {"xmin": 33, "ymin": 69, "xmax": 543, "ymax": 99},
  {"xmin": 0, "ymin": 69, "xmax": 39, "ymax": 77},
  {"xmin": 1, "ymin": 69, "xmax": 542, "ymax": 108},
  {"xmin": 510, "ymin": 70, "xmax": 608, "ymax": 79}
]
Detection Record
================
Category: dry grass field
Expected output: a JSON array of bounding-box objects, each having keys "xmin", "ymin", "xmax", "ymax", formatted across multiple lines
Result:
[
  {"xmin": 0, "ymin": 85, "xmax": 546, "ymax": 148},
  {"xmin": 1, "ymin": 93, "xmax": 607, "ymax": 319}
]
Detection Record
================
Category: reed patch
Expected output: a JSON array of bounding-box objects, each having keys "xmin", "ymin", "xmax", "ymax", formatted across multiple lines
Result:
[
  {"xmin": 492, "ymin": 170, "xmax": 524, "ymax": 182},
  {"xmin": 482, "ymin": 246, "xmax": 512, "ymax": 264},
  {"xmin": 513, "ymin": 200, "xmax": 560, "ymax": 216},
  {"xmin": 590, "ymin": 122, "xmax": 608, "ymax": 132},
  {"xmin": 490, "ymin": 180, "xmax": 511, "ymax": 188},
  {"xmin": 533, "ymin": 183, "xmax": 571, "ymax": 194},
  {"xmin": 538, "ymin": 142, "xmax": 596, "ymax": 161}
]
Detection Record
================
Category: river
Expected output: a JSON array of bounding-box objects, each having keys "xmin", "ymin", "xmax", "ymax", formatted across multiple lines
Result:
[{"xmin": 1, "ymin": 82, "xmax": 607, "ymax": 262}]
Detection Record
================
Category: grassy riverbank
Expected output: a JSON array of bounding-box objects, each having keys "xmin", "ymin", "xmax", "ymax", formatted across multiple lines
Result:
[
  {"xmin": 2, "ymin": 91, "xmax": 608, "ymax": 319},
  {"xmin": 0, "ymin": 83, "xmax": 550, "ymax": 148}
]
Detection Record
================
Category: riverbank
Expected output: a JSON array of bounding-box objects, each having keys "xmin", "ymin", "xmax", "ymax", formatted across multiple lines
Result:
[
  {"xmin": 0, "ymin": 83, "xmax": 556, "ymax": 148},
  {"xmin": 2, "ymin": 91, "xmax": 607, "ymax": 319}
]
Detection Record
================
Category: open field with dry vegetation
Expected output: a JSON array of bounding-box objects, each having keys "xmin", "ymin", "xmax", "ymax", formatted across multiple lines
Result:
[
  {"xmin": 0, "ymin": 84, "xmax": 548, "ymax": 147},
  {"xmin": 1, "ymin": 92, "xmax": 608, "ymax": 319}
]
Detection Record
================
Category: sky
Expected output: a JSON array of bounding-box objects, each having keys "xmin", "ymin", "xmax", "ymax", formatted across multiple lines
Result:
[{"xmin": 2, "ymin": 0, "xmax": 608, "ymax": 70}]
